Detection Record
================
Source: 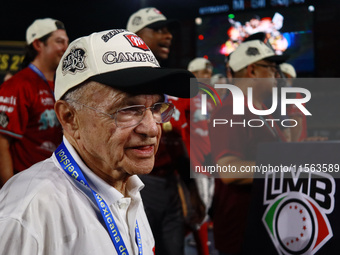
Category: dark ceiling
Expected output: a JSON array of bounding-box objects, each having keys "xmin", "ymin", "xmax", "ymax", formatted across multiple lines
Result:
[
  {"xmin": 0, "ymin": 0, "xmax": 222, "ymax": 41},
  {"xmin": 1, "ymin": 0, "xmax": 339, "ymax": 76},
  {"xmin": 0, "ymin": 0, "xmax": 332, "ymax": 41}
]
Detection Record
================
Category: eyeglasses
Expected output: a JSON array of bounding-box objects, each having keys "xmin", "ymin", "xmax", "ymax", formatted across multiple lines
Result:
[
  {"xmin": 253, "ymin": 63, "xmax": 279, "ymax": 74},
  {"xmin": 68, "ymin": 100, "xmax": 175, "ymax": 128}
]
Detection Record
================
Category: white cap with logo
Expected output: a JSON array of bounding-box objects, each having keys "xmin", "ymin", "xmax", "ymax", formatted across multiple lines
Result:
[
  {"xmin": 229, "ymin": 40, "xmax": 287, "ymax": 72},
  {"xmin": 280, "ymin": 63, "xmax": 296, "ymax": 78},
  {"xmin": 26, "ymin": 18, "xmax": 64, "ymax": 45},
  {"xmin": 187, "ymin": 58, "xmax": 213, "ymax": 73},
  {"xmin": 55, "ymin": 29, "xmax": 197, "ymax": 100},
  {"xmin": 127, "ymin": 7, "xmax": 177, "ymax": 34}
]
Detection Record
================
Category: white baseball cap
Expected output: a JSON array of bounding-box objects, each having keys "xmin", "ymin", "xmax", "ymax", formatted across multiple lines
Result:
[
  {"xmin": 188, "ymin": 58, "xmax": 213, "ymax": 72},
  {"xmin": 127, "ymin": 7, "xmax": 178, "ymax": 33},
  {"xmin": 26, "ymin": 18, "xmax": 65, "ymax": 45},
  {"xmin": 280, "ymin": 63, "xmax": 296, "ymax": 78},
  {"xmin": 229, "ymin": 40, "xmax": 287, "ymax": 72},
  {"xmin": 55, "ymin": 29, "xmax": 197, "ymax": 100},
  {"xmin": 211, "ymin": 73, "xmax": 226, "ymax": 85}
]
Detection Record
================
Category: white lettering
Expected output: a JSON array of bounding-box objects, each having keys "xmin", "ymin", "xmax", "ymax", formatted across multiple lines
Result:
[
  {"xmin": 0, "ymin": 96, "xmax": 16, "ymax": 105},
  {"xmin": 281, "ymin": 87, "xmax": 312, "ymax": 116},
  {"xmin": 205, "ymin": 84, "xmax": 312, "ymax": 116},
  {"xmin": 0, "ymin": 105, "xmax": 14, "ymax": 113}
]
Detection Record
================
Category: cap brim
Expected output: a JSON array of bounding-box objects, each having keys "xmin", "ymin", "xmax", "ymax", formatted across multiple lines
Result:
[
  {"xmin": 146, "ymin": 19, "xmax": 179, "ymax": 31},
  {"xmin": 89, "ymin": 67, "xmax": 198, "ymax": 98},
  {"xmin": 243, "ymin": 32, "xmax": 267, "ymax": 42},
  {"xmin": 264, "ymin": 54, "xmax": 289, "ymax": 65}
]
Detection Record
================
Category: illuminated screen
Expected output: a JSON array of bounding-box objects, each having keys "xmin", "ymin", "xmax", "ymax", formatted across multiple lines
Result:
[{"xmin": 196, "ymin": 6, "xmax": 315, "ymax": 76}]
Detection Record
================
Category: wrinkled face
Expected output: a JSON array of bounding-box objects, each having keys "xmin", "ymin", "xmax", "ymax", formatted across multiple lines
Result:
[
  {"xmin": 42, "ymin": 29, "xmax": 69, "ymax": 70},
  {"xmin": 73, "ymin": 83, "xmax": 163, "ymax": 180},
  {"xmin": 137, "ymin": 27, "xmax": 173, "ymax": 60}
]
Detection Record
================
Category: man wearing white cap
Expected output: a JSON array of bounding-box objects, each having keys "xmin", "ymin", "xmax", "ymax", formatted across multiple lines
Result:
[
  {"xmin": 0, "ymin": 29, "xmax": 197, "ymax": 254},
  {"xmin": 186, "ymin": 57, "xmax": 215, "ymax": 255},
  {"xmin": 127, "ymin": 7, "xmax": 178, "ymax": 61},
  {"xmin": 188, "ymin": 57, "xmax": 213, "ymax": 79},
  {"xmin": 160, "ymin": 57, "xmax": 214, "ymax": 255},
  {"xmin": 0, "ymin": 18, "xmax": 69, "ymax": 187},
  {"xmin": 210, "ymin": 40, "xmax": 287, "ymax": 254},
  {"xmin": 280, "ymin": 62, "xmax": 296, "ymax": 83}
]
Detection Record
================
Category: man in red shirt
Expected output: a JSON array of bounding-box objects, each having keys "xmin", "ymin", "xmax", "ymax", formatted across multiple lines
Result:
[
  {"xmin": 168, "ymin": 57, "xmax": 214, "ymax": 255},
  {"xmin": 210, "ymin": 40, "xmax": 287, "ymax": 254},
  {"xmin": 0, "ymin": 18, "xmax": 69, "ymax": 187}
]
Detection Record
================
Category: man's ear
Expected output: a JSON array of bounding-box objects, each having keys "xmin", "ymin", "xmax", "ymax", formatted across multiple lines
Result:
[
  {"xmin": 31, "ymin": 39, "xmax": 44, "ymax": 53},
  {"xmin": 135, "ymin": 28, "xmax": 145, "ymax": 38},
  {"xmin": 55, "ymin": 100, "xmax": 79, "ymax": 135},
  {"xmin": 246, "ymin": 64, "xmax": 256, "ymax": 78}
]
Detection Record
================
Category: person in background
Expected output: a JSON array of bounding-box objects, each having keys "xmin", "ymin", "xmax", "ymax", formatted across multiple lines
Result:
[
  {"xmin": 127, "ymin": 7, "xmax": 178, "ymax": 63},
  {"xmin": 127, "ymin": 8, "xmax": 186, "ymax": 255},
  {"xmin": 0, "ymin": 18, "xmax": 69, "ymax": 187},
  {"xmin": 280, "ymin": 63, "xmax": 296, "ymax": 84},
  {"xmin": 0, "ymin": 29, "xmax": 197, "ymax": 254},
  {"xmin": 171, "ymin": 57, "xmax": 214, "ymax": 255},
  {"xmin": 225, "ymin": 54, "xmax": 234, "ymax": 84},
  {"xmin": 242, "ymin": 32, "xmax": 291, "ymax": 139},
  {"xmin": 210, "ymin": 40, "xmax": 287, "ymax": 255},
  {"xmin": 210, "ymin": 73, "xmax": 229, "ymax": 100}
]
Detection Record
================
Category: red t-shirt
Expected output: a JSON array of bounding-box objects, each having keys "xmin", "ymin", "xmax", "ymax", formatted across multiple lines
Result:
[
  {"xmin": 209, "ymin": 94, "xmax": 286, "ymax": 253},
  {"xmin": 0, "ymin": 67, "xmax": 63, "ymax": 172},
  {"xmin": 189, "ymin": 95, "xmax": 213, "ymax": 170},
  {"xmin": 153, "ymin": 95, "xmax": 213, "ymax": 176},
  {"xmin": 152, "ymin": 96, "xmax": 189, "ymax": 169},
  {"xmin": 168, "ymin": 96, "xmax": 212, "ymax": 171}
]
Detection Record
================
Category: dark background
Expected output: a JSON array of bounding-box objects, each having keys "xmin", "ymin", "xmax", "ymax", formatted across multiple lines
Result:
[
  {"xmin": 244, "ymin": 142, "xmax": 340, "ymax": 254},
  {"xmin": 0, "ymin": 0, "xmax": 339, "ymax": 75}
]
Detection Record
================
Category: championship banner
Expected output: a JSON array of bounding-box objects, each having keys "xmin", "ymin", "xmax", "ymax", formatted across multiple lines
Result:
[
  {"xmin": 0, "ymin": 41, "xmax": 25, "ymax": 80},
  {"xmin": 243, "ymin": 142, "xmax": 340, "ymax": 254}
]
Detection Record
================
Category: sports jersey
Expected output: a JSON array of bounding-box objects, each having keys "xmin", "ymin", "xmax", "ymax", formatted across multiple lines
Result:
[
  {"xmin": 151, "ymin": 96, "xmax": 189, "ymax": 169},
  {"xmin": 189, "ymin": 95, "xmax": 213, "ymax": 170},
  {"xmin": 167, "ymin": 95, "xmax": 213, "ymax": 170},
  {"xmin": 0, "ymin": 66, "xmax": 62, "ymax": 172}
]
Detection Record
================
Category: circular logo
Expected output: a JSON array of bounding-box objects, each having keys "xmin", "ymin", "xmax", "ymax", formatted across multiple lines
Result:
[{"xmin": 275, "ymin": 199, "xmax": 315, "ymax": 254}]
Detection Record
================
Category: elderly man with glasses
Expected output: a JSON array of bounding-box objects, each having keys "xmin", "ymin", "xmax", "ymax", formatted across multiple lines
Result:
[{"xmin": 0, "ymin": 29, "xmax": 196, "ymax": 255}]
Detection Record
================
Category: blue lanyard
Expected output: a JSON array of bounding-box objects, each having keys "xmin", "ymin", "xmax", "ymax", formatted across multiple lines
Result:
[
  {"xmin": 54, "ymin": 142, "xmax": 143, "ymax": 255},
  {"xmin": 28, "ymin": 63, "xmax": 54, "ymax": 96},
  {"xmin": 258, "ymin": 115, "xmax": 283, "ymax": 142}
]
